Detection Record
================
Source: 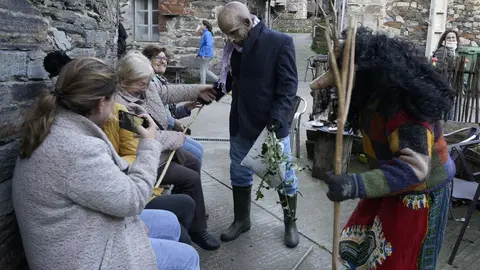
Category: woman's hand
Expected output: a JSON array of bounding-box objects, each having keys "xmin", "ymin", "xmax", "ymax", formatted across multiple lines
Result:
[
  {"xmin": 186, "ymin": 101, "xmax": 202, "ymax": 111},
  {"xmin": 173, "ymin": 120, "xmax": 185, "ymax": 132},
  {"xmin": 141, "ymin": 220, "xmax": 150, "ymax": 236},
  {"xmin": 197, "ymin": 85, "xmax": 217, "ymax": 103},
  {"xmin": 136, "ymin": 114, "xmax": 157, "ymax": 140}
]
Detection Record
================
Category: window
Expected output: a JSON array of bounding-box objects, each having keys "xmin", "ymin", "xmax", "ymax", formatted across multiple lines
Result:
[{"xmin": 134, "ymin": 0, "xmax": 159, "ymax": 41}]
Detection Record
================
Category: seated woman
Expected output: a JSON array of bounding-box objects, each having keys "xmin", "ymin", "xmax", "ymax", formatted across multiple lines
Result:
[
  {"xmin": 103, "ymin": 102, "xmax": 196, "ymax": 245},
  {"xmin": 117, "ymin": 51, "xmax": 220, "ymax": 250},
  {"xmin": 43, "ymin": 51, "xmax": 197, "ymax": 245},
  {"xmin": 141, "ymin": 45, "xmax": 205, "ymax": 164},
  {"xmin": 12, "ymin": 57, "xmax": 199, "ymax": 270}
]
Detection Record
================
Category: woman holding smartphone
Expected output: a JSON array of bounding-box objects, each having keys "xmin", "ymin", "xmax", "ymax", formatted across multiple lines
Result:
[
  {"xmin": 117, "ymin": 51, "xmax": 220, "ymax": 251},
  {"xmin": 12, "ymin": 57, "xmax": 200, "ymax": 269}
]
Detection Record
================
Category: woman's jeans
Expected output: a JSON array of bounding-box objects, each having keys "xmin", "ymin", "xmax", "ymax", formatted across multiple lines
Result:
[
  {"xmin": 140, "ymin": 209, "xmax": 200, "ymax": 270},
  {"xmin": 146, "ymin": 194, "xmax": 196, "ymax": 245},
  {"xmin": 183, "ymin": 136, "xmax": 203, "ymax": 165},
  {"xmin": 159, "ymin": 151, "xmax": 208, "ymax": 233},
  {"xmin": 199, "ymin": 57, "xmax": 219, "ymax": 84}
]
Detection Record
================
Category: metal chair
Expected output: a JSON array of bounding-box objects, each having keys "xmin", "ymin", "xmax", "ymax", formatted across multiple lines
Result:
[
  {"xmin": 444, "ymin": 126, "xmax": 480, "ymax": 265},
  {"xmin": 288, "ymin": 96, "xmax": 308, "ymax": 158},
  {"xmin": 303, "ymin": 55, "xmax": 328, "ymax": 82}
]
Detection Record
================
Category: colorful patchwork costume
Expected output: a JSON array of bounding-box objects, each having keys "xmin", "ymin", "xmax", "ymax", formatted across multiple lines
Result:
[{"xmin": 312, "ymin": 28, "xmax": 456, "ymax": 269}]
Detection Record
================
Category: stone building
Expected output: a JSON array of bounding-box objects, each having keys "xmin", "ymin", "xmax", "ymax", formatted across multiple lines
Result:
[
  {"xmin": 345, "ymin": 0, "xmax": 480, "ymax": 56},
  {"xmin": 119, "ymin": 0, "xmax": 267, "ymax": 78},
  {"xmin": 0, "ymin": 0, "xmax": 269, "ymax": 268}
]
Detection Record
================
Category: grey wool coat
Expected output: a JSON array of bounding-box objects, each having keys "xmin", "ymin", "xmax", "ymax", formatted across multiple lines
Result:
[
  {"xmin": 12, "ymin": 108, "xmax": 162, "ymax": 270},
  {"xmin": 117, "ymin": 76, "xmax": 201, "ymax": 164}
]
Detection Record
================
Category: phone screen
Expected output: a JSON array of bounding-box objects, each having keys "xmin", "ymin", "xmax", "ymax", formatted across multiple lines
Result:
[{"xmin": 118, "ymin": 110, "xmax": 147, "ymax": 134}]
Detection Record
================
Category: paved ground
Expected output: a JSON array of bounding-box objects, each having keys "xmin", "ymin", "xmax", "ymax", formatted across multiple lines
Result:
[{"xmin": 179, "ymin": 33, "xmax": 480, "ymax": 269}]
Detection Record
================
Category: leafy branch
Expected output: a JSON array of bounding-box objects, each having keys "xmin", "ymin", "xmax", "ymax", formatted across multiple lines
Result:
[{"xmin": 254, "ymin": 131, "xmax": 296, "ymax": 218}]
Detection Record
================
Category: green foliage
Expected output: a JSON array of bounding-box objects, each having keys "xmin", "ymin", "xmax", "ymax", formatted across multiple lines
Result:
[{"xmin": 254, "ymin": 131, "xmax": 296, "ymax": 217}]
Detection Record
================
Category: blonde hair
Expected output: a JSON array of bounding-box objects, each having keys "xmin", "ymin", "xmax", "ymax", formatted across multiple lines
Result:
[
  {"xmin": 19, "ymin": 57, "xmax": 117, "ymax": 159},
  {"xmin": 117, "ymin": 51, "xmax": 154, "ymax": 90}
]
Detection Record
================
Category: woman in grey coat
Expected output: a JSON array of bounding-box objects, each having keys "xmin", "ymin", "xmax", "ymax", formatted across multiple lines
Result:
[
  {"xmin": 12, "ymin": 57, "xmax": 200, "ymax": 270},
  {"xmin": 117, "ymin": 51, "xmax": 220, "ymax": 250}
]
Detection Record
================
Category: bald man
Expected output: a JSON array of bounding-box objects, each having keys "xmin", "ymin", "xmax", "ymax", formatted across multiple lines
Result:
[{"xmin": 217, "ymin": 2, "xmax": 299, "ymax": 248}]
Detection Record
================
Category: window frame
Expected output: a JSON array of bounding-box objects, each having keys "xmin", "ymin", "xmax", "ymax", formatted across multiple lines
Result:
[{"xmin": 134, "ymin": 0, "xmax": 159, "ymax": 42}]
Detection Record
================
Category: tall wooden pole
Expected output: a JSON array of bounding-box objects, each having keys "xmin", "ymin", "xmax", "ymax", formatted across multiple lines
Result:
[{"xmin": 310, "ymin": 14, "xmax": 357, "ymax": 269}]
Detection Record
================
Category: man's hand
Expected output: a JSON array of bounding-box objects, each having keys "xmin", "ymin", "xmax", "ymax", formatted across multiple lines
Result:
[
  {"xmin": 322, "ymin": 171, "xmax": 358, "ymax": 202},
  {"xmin": 267, "ymin": 119, "xmax": 282, "ymax": 132},
  {"xmin": 197, "ymin": 85, "xmax": 217, "ymax": 104}
]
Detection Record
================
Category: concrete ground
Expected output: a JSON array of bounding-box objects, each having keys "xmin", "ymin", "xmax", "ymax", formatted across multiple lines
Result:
[{"xmin": 179, "ymin": 33, "xmax": 480, "ymax": 269}]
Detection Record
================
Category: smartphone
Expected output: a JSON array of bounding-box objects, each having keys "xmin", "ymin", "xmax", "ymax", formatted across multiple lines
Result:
[{"xmin": 118, "ymin": 110, "xmax": 149, "ymax": 133}]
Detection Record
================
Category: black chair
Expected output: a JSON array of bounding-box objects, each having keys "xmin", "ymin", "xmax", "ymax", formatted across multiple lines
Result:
[
  {"xmin": 303, "ymin": 55, "xmax": 328, "ymax": 82},
  {"xmin": 444, "ymin": 126, "xmax": 480, "ymax": 265}
]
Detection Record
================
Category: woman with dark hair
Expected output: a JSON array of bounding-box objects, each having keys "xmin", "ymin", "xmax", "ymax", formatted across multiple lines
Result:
[
  {"xmin": 311, "ymin": 27, "xmax": 456, "ymax": 269},
  {"xmin": 433, "ymin": 29, "xmax": 459, "ymax": 71},
  {"xmin": 197, "ymin": 20, "xmax": 218, "ymax": 84}
]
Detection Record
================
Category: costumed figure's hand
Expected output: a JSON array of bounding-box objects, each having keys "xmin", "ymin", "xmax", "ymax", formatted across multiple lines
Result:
[
  {"xmin": 197, "ymin": 85, "xmax": 217, "ymax": 105},
  {"xmin": 267, "ymin": 119, "xmax": 282, "ymax": 132},
  {"xmin": 323, "ymin": 171, "xmax": 358, "ymax": 202}
]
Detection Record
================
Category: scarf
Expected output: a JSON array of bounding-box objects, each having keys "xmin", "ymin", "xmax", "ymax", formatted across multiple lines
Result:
[{"xmin": 219, "ymin": 15, "xmax": 260, "ymax": 93}]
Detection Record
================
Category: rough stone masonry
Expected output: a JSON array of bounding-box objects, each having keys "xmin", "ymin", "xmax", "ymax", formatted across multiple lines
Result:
[{"xmin": 0, "ymin": 0, "xmax": 119, "ymax": 268}]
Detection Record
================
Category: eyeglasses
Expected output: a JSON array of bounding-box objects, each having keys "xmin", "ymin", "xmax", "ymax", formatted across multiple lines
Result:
[{"xmin": 155, "ymin": 55, "xmax": 168, "ymax": 61}]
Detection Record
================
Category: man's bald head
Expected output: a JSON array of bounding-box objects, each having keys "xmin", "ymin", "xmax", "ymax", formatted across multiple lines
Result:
[{"xmin": 217, "ymin": 1, "xmax": 253, "ymax": 46}]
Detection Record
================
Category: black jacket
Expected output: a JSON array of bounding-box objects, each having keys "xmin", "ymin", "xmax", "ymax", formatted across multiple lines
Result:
[{"xmin": 227, "ymin": 21, "xmax": 298, "ymax": 140}]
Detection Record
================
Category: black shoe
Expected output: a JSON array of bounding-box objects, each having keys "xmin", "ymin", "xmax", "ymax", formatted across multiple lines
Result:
[
  {"xmin": 278, "ymin": 192, "xmax": 299, "ymax": 248},
  {"xmin": 220, "ymin": 186, "xmax": 252, "ymax": 242},
  {"xmin": 190, "ymin": 230, "xmax": 220, "ymax": 251}
]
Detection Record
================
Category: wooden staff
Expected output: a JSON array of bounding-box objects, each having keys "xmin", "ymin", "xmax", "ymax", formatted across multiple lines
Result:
[
  {"xmin": 149, "ymin": 105, "xmax": 205, "ymax": 201},
  {"xmin": 311, "ymin": 13, "xmax": 357, "ymax": 269}
]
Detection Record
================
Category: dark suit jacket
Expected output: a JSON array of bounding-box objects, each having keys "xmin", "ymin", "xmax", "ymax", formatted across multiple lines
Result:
[{"xmin": 227, "ymin": 21, "xmax": 298, "ymax": 140}]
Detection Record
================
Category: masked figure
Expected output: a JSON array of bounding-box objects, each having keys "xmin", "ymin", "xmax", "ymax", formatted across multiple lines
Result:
[{"xmin": 311, "ymin": 27, "xmax": 456, "ymax": 269}]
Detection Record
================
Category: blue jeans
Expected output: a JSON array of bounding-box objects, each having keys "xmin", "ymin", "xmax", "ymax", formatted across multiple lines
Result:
[
  {"xmin": 183, "ymin": 136, "xmax": 203, "ymax": 165},
  {"xmin": 140, "ymin": 210, "xmax": 200, "ymax": 270},
  {"xmin": 229, "ymin": 135, "xmax": 298, "ymax": 195}
]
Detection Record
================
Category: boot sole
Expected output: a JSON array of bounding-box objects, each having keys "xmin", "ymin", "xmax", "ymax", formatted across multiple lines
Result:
[
  {"xmin": 220, "ymin": 225, "xmax": 251, "ymax": 242},
  {"xmin": 284, "ymin": 239, "xmax": 300, "ymax": 248}
]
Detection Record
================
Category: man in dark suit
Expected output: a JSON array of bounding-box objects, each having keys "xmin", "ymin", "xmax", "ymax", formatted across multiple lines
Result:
[{"xmin": 217, "ymin": 1, "xmax": 299, "ymax": 248}]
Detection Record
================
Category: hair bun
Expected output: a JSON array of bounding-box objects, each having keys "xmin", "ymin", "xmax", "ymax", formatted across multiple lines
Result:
[{"xmin": 43, "ymin": 51, "xmax": 72, "ymax": 78}]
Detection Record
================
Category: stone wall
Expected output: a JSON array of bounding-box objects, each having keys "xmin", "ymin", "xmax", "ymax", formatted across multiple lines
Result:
[
  {"xmin": 346, "ymin": 0, "xmax": 480, "ymax": 50},
  {"xmin": 272, "ymin": 15, "xmax": 313, "ymax": 33},
  {"xmin": 0, "ymin": 0, "xmax": 119, "ymax": 268},
  {"xmin": 446, "ymin": 0, "xmax": 480, "ymax": 46},
  {"xmin": 384, "ymin": 0, "xmax": 430, "ymax": 48},
  {"xmin": 120, "ymin": 0, "xmax": 267, "ymax": 82},
  {"xmin": 288, "ymin": 0, "xmax": 308, "ymax": 19}
]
